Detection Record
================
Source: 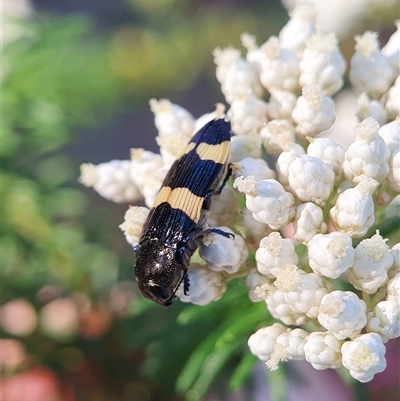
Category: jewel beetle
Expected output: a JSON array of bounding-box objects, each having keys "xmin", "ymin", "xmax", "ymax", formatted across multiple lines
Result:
[{"xmin": 134, "ymin": 118, "xmax": 233, "ymax": 306}]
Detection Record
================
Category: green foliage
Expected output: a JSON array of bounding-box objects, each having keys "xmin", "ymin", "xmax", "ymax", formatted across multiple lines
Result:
[{"xmin": 119, "ymin": 281, "xmax": 271, "ymax": 400}]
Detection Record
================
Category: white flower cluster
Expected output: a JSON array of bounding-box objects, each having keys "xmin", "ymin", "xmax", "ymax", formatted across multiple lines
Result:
[{"xmin": 80, "ymin": 3, "xmax": 399, "ymax": 384}]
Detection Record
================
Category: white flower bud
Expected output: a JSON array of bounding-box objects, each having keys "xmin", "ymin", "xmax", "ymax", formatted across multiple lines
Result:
[
  {"xmin": 156, "ymin": 133, "xmax": 191, "ymax": 165},
  {"xmin": 378, "ymin": 118, "xmax": 400, "ymax": 154},
  {"xmin": 349, "ymin": 31, "xmax": 394, "ymax": 99},
  {"xmin": 292, "ymin": 85, "xmax": 336, "ymax": 137},
  {"xmin": 245, "ymin": 269, "xmax": 271, "ymax": 302},
  {"xmin": 279, "ymin": 1, "xmax": 316, "ymax": 57},
  {"xmin": 248, "ymin": 323, "xmax": 288, "ymax": 361},
  {"xmin": 229, "ymin": 131, "xmax": 262, "ymax": 162},
  {"xmin": 227, "ymin": 93, "xmax": 268, "ymax": 135},
  {"xmin": 213, "ymin": 47, "xmax": 241, "ymax": 83},
  {"xmin": 270, "ymin": 264, "xmax": 333, "ymax": 320},
  {"xmin": 329, "ymin": 176, "xmax": 378, "ymax": 238},
  {"xmin": 231, "ymin": 157, "xmax": 275, "ymax": 182},
  {"xmin": 119, "ymin": 206, "xmax": 150, "ymax": 247},
  {"xmin": 177, "ymin": 264, "xmax": 226, "ymax": 306},
  {"xmin": 234, "ymin": 176, "xmax": 296, "ymax": 229},
  {"xmin": 242, "ymin": 208, "xmax": 271, "ymax": 243},
  {"xmin": 266, "ymin": 328, "xmax": 309, "ymax": 370},
  {"xmin": 141, "ymin": 164, "xmax": 170, "ymax": 208},
  {"xmin": 79, "ymin": 160, "xmax": 141, "ymax": 204},
  {"xmin": 214, "ymin": 48, "xmax": 263, "ymax": 104},
  {"xmin": 318, "ymin": 291, "xmax": 367, "ymax": 340},
  {"xmin": 259, "ymin": 36, "xmax": 300, "ymax": 93},
  {"xmin": 308, "ymin": 232, "xmax": 354, "ymax": 279},
  {"xmin": 348, "ymin": 231, "xmax": 393, "ymax": 294},
  {"xmin": 355, "ymin": 93, "xmax": 387, "ymax": 126},
  {"xmin": 388, "ymin": 149, "xmax": 400, "ymax": 193},
  {"xmin": 366, "ymin": 300, "xmax": 400, "ymax": 342},
  {"xmin": 193, "ymin": 103, "xmax": 226, "ymax": 133},
  {"xmin": 341, "ymin": 333, "xmax": 387, "ymax": 383},
  {"xmin": 343, "ymin": 118, "xmax": 391, "ymax": 184},
  {"xmin": 208, "ymin": 185, "xmax": 239, "ymax": 227},
  {"xmin": 255, "ymin": 232, "xmax": 299, "ymax": 277},
  {"xmin": 386, "ymin": 76, "xmax": 400, "ymax": 120},
  {"xmin": 304, "ymin": 332, "xmax": 343, "ymax": 370},
  {"xmin": 149, "ymin": 98, "xmax": 194, "ymax": 139},
  {"xmin": 382, "ymin": 20, "xmax": 400, "ymax": 75},
  {"xmin": 293, "ymin": 202, "xmax": 327, "ymax": 245},
  {"xmin": 267, "ymin": 89, "xmax": 297, "ymax": 121},
  {"xmin": 306, "ymin": 137, "xmax": 345, "ymax": 183},
  {"xmin": 241, "ymin": 32, "xmax": 264, "ymax": 73},
  {"xmin": 260, "ymin": 119, "xmax": 296, "ymax": 155},
  {"xmin": 129, "ymin": 148, "xmax": 163, "ymax": 190},
  {"xmin": 387, "ymin": 272, "xmax": 400, "ymax": 302},
  {"xmin": 299, "ymin": 31, "xmax": 346, "ymax": 96},
  {"xmin": 266, "ymin": 284, "xmax": 307, "ymax": 326},
  {"xmin": 287, "ymin": 154, "xmax": 335, "ymax": 206},
  {"xmin": 223, "ymin": 61, "xmax": 264, "ymax": 104},
  {"xmin": 199, "ymin": 227, "xmax": 248, "ymax": 274},
  {"xmin": 276, "ymin": 144, "xmax": 305, "ymax": 188}
]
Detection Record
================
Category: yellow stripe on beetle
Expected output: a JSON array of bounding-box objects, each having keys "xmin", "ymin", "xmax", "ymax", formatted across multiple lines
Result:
[
  {"xmin": 153, "ymin": 186, "xmax": 203, "ymax": 223},
  {"xmin": 153, "ymin": 186, "xmax": 172, "ymax": 207},
  {"xmin": 196, "ymin": 141, "xmax": 230, "ymax": 164}
]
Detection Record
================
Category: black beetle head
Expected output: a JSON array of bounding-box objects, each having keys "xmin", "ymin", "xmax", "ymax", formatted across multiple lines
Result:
[{"xmin": 134, "ymin": 238, "xmax": 186, "ymax": 307}]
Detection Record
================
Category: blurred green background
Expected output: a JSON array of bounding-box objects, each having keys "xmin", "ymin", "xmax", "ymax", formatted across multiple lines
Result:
[{"xmin": 1, "ymin": 1, "xmax": 398, "ymax": 401}]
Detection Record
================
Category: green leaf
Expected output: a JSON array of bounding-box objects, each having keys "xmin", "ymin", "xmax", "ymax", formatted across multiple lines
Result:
[
  {"xmin": 229, "ymin": 352, "xmax": 258, "ymax": 391},
  {"xmin": 186, "ymin": 341, "xmax": 240, "ymax": 401},
  {"xmin": 177, "ymin": 304, "xmax": 267, "ymax": 398}
]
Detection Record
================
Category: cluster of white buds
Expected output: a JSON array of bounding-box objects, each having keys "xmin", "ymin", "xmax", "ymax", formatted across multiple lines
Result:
[{"xmin": 81, "ymin": 3, "xmax": 400, "ymax": 384}]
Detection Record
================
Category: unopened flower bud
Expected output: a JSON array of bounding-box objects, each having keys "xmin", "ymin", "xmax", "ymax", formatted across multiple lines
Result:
[
  {"xmin": 293, "ymin": 202, "xmax": 327, "ymax": 245},
  {"xmin": 318, "ymin": 291, "xmax": 367, "ymax": 340},
  {"xmin": 349, "ymin": 31, "xmax": 394, "ymax": 99},
  {"xmin": 119, "ymin": 206, "xmax": 150, "ymax": 247},
  {"xmin": 308, "ymin": 232, "xmax": 354, "ymax": 278},
  {"xmin": 255, "ymin": 232, "xmax": 298, "ymax": 277},
  {"xmin": 287, "ymin": 154, "xmax": 335, "ymax": 206},
  {"xmin": 343, "ymin": 118, "xmax": 390, "ymax": 184},
  {"xmin": 259, "ymin": 36, "xmax": 300, "ymax": 93},
  {"xmin": 234, "ymin": 176, "xmax": 295, "ymax": 229},
  {"xmin": 348, "ymin": 231, "xmax": 393, "ymax": 294},
  {"xmin": 304, "ymin": 331, "xmax": 343, "ymax": 370},
  {"xmin": 248, "ymin": 323, "xmax": 288, "ymax": 361},
  {"xmin": 149, "ymin": 98, "xmax": 194, "ymax": 139},
  {"xmin": 292, "ymin": 85, "xmax": 336, "ymax": 137},
  {"xmin": 199, "ymin": 227, "xmax": 248, "ymax": 274},
  {"xmin": 329, "ymin": 176, "xmax": 378, "ymax": 237},
  {"xmin": 177, "ymin": 264, "xmax": 227, "ymax": 305},
  {"xmin": 355, "ymin": 93, "xmax": 387, "ymax": 125},
  {"xmin": 80, "ymin": 160, "xmax": 141, "ymax": 203},
  {"xmin": 366, "ymin": 300, "xmax": 400, "ymax": 342},
  {"xmin": 260, "ymin": 119, "xmax": 295, "ymax": 155},
  {"xmin": 299, "ymin": 31, "xmax": 346, "ymax": 95},
  {"xmin": 341, "ymin": 333, "xmax": 387, "ymax": 382}
]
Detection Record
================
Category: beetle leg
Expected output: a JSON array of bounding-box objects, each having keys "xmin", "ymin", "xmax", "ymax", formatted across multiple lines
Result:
[
  {"xmin": 202, "ymin": 163, "xmax": 233, "ymax": 210},
  {"xmin": 183, "ymin": 273, "xmax": 190, "ymax": 295}
]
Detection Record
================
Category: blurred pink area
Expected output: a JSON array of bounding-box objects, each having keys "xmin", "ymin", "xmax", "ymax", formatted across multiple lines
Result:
[
  {"xmin": 0, "ymin": 299, "xmax": 37, "ymax": 337},
  {"xmin": 0, "ymin": 368, "xmax": 75, "ymax": 401},
  {"xmin": 0, "ymin": 340, "xmax": 27, "ymax": 372},
  {"xmin": 367, "ymin": 338, "xmax": 400, "ymax": 401}
]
